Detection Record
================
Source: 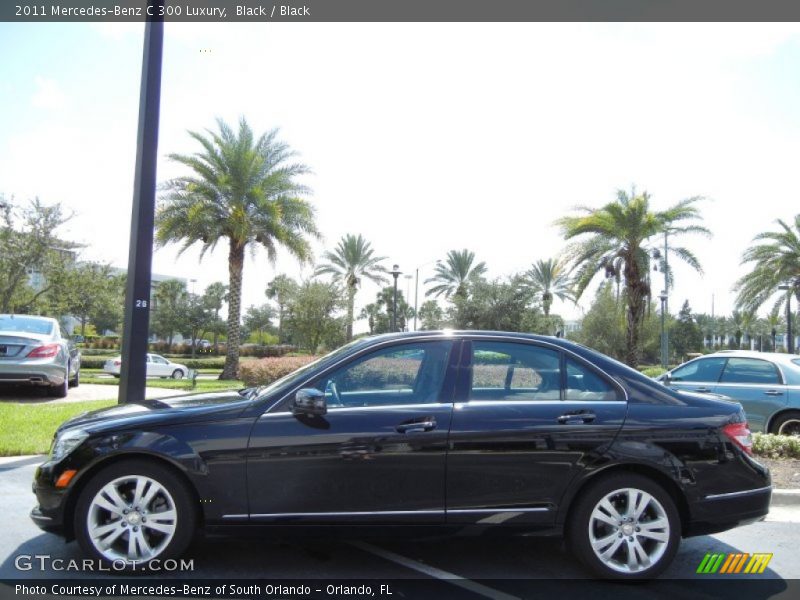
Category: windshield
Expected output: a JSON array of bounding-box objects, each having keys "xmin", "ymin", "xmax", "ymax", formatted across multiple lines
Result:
[
  {"xmin": 0, "ymin": 315, "xmax": 54, "ymax": 335},
  {"xmin": 253, "ymin": 338, "xmax": 367, "ymax": 402}
]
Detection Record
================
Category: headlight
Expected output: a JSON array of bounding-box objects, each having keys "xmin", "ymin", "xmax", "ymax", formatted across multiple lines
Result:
[{"xmin": 50, "ymin": 429, "xmax": 88, "ymax": 461}]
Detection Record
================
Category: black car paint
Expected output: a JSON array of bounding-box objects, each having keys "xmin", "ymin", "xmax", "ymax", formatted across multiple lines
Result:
[{"xmin": 32, "ymin": 331, "xmax": 770, "ymax": 542}]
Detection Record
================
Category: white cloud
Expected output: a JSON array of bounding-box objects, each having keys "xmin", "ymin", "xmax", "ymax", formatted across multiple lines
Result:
[{"xmin": 31, "ymin": 76, "xmax": 67, "ymax": 110}]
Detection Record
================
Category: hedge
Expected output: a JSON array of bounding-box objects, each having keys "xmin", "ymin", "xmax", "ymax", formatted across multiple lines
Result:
[
  {"xmin": 239, "ymin": 356, "xmax": 318, "ymax": 387},
  {"xmin": 753, "ymin": 433, "xmax": 800, "ymax": 459},
  {"xmin": 78, "ymin": 356, "xmax": 260, "ymax": 370}
]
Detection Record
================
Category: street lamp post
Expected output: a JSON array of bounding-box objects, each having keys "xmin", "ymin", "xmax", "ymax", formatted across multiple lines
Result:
[
  {"xmin": 779, "ymin": 284, "xmax": 794, "ymax": 353},
  {"xmin": 390, "ymin": 264, "xmax": 402, "ymax": 332},
  {"xmin": 659, "ymin": 291, "xmax": 668, "ymax": 369}
]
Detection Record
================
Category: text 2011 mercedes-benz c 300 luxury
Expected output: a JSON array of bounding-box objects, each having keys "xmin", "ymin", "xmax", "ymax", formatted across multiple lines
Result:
[{"xmin": 31, "ymin": 331, "xmax": 771, "ymax": 579}]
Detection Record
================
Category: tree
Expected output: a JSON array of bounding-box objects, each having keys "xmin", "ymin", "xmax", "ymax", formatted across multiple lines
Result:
[
  {"xmin": 425, "ymin": 249, "xmax": 487, "ymax": 300},
  {"xmin": 283, "ymin": 280, "xmax": 345, "ymax": 352},
  {"xmin": 157, "ymin": 118, "xmax": 319, "ymax": 379},
  {"xmin": 266, "ymin": 274, "xmax": 299, "ymax": 343},
  {"xmin": 243, "ymin": 304, "xmax": 276, "ymax": 345},
  {"xmin": 202, "ymin": 282, "xmax": 228, "ymax": 353},
  {"xmin": 734, "ymin": 215, "xmax": 800, "ymax": 329},
  {"xmin": 524, "ymin": 258, "xmax": 575, "ymax": 334},
  {"xmin": 315, "ymin": 234, "xmax": 387, "ymax": 341},
  {"xmin": 360, "ymin": 287, "xmax": 413, "ymax": 334},
  {"xmin": 557, "ymin": 189, "xmax": 709, "ymax": 367},
  {"xmin": 670, "ymin": 300, "xmax": 703, "ymax": 360},
  {"xmin": 0, "ymin": 197, "xmax": 77, "ymax": 313},
  {"xmin": 151, "ymin": 280, "xmax": 188, "ymax": 349},
  {"xmin": 418, "ymin": 300, "xmax": 446, "ymax": 330},
  {"xmin": 183, "ymin": 294, "xmax": 214, "ymax": 358},
  {"xmin": 452, "ymin": 277, "xmax": 546, "ymax": 332},
  {"xmin": 65, "ymin": 263, "xmax": 123, "ymax": 337}
]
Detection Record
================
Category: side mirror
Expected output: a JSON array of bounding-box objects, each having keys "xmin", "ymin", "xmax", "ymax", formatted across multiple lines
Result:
[
  {"xmin": 292, "ymin": 388, "xmax": 327, "ymax": 416},
  {"xmin": 662, "ymin": 372, "xmax": 672, "ymax": 385}
]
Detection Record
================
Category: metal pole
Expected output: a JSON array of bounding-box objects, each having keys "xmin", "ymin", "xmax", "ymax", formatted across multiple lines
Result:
[
  {"xmin": 392, "ymin": 275, "xmax": 399, "ymax": 332},
  {"xmin": 119, "ymin": 2, "xmax": 164, "ymax": 404},
  {"xmin": 663, "ymin": 231, "xmax": 669, "ymax": 366},
  {"xmin": 788, "ymin": 293, "xmax": 794, "ymax": 354},
  {"xmin": 413, "ymin": 268, "xmax": 419, "ymax": 331},
  {"xmin": 660, "ymin": 295, "xmax": 667, "ymax": 369}
]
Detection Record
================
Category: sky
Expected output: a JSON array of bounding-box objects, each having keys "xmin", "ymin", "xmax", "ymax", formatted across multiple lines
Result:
[{"xmin": 1, "ymin": 23, "xmax": 800, "ymax": 332}]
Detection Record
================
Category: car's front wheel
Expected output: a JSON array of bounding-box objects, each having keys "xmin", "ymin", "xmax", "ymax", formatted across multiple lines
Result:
[
  {"xmin": 568, "ymin": 473, "xmax": 680, "ymax": 579},
  {"xmin": 75, "ymin": 460, "xmax": 196, "ymax": 569}
]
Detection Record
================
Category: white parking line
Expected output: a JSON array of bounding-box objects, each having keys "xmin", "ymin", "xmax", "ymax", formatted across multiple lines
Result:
[{"xmin": 350, "ymin": 541, "xmax": 521, "ymax": 600}]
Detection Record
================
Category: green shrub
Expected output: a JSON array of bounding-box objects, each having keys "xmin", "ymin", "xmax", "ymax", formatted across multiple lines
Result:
[
  {"xmin": 753, "ymin": 433, "xmax": 800, "ymax": 459},
  {"xmin": 640, "ymin": 366, "xmax": 667, "ymax": 378},
  {"xmin": 239, "ymin": 356, "xmax": 318, "ymax": 386}
]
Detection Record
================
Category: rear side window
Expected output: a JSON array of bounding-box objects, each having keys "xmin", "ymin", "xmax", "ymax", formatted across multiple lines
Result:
[
  {"xmin": 670, "ymin": 357, "xmax": 726, "ymax": 383},
  {"xmin": 470, "ymin": 342, "xmax": 561, "ymax": 401},
  {"xmin": 565, "ymin": 358, "xmax": 620, "ymax": 401},
  {"xmin": 719, "ymin": 358, "xmax": 781, "ymax": 385}
]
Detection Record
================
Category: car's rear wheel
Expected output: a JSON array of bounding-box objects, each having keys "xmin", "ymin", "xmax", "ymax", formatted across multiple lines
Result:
[
  {"xmin": 172, "ymin": 369, "xmax": 184, "ymax": 380},
  {"xmin": 771, "ymin": 411, "xmax": 800, "ymax": 436},
  {"xmin": 75, "ymin": 460, "xmax": 196, "ymax": 569},
  {"xmin": 568, "ymin": 473, "xmax": 680, "ymax": 579},
  {"xmin": 48, "ymin": 367, "xmax": 69, "ymax": 398}
]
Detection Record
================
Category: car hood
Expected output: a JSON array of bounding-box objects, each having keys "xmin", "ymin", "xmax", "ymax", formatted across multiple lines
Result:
[{"xmin": 57, "ymin": 390, "xmax": 255, "ymax": 434}]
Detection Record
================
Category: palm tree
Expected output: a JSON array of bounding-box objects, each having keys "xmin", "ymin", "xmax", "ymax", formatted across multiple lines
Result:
[
  {"xmin": 156, "ymin": 117, "xmax": 319, "ymax": 379},
  {"xmin": 202, "ymin": 282, "xmax": 228, "ymax": 354},
  {"xmin": 734, "ymin": 215, "xmax": 800, "ymax": 328},
  {"xmin": 524, "ymin": 258, "xmax": 575, "ymax": 318},
  {"xmin": 315, "ymin": 234, "xmax": 388, "ymax": 341},
  {"xmin": 425, "ymin": 249, "xmax": 487, "ymax": 300},
  {"xmin": 557, "ymin": 189, "xmax": 709, "ymax": 367},
  {"xmin": 266, "ymin": 274, "xmax": 298, "ymax": 343}
]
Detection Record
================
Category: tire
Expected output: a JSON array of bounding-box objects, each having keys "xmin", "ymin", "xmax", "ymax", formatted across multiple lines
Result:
[
  {"xmin": 48, "ymin": 368, "xmax": 69, "ymax": 398},
  {"xmin": 75, "ymin": 459, "xmax": 196, "ymax": 570},
  {"xmin": 770, "ymin": 411, "xmax": 800, "ymax": 436},
  {"xmin": 172, "ymin": 370, "xmax": 184, "ymax": 380},
  {"xmin": 69, "ymin": 367, "xmax": 80, "ymax": 388},
  {"xmin": 567, "ymin": 473, "xmax": 681, "ymax": 580}
]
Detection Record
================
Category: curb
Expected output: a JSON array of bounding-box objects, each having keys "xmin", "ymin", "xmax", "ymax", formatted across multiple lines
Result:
[{"xmin": 771, "ymin": 489, "xmax": 800, "ymax": 507}]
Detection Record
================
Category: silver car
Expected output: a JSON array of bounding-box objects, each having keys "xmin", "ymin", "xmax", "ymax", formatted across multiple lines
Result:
[
  {"xmin": 661, "ymin": 350, "xmax": 800, "ymax": 434},
  {"xmin": 0, "ymin": 314, "xmax": 80, "ymax": 397}
]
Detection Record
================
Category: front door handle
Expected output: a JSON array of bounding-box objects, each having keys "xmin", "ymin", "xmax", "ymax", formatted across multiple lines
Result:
[
  {"xmin": 396, "ymin": 418, "xmax": 437, "ymax": 434},
  {"xmin": 764, "ymin": 390, "xmax": 784, "ymax": 397},
  {"xmin": 693, "ymin": 387, "xmax": 712, "ymax": 393},
  {"xmin": 557, "ymin": 411, "xmax": 596, "ymax": 425}
]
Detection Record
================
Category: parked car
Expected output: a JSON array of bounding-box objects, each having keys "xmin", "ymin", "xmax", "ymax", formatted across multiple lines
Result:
[
  {"xmin": 103, "ymin": 353, "xmax": 188, "ymax": 379},
  {"xmin": 0, "ymin": 314, "xmax": 80, "ymax": 397},
  {"xmin": 658, "ymin": 350, "xmax": 800, "ymax": 435},
  {"xmin": 32, "ymin": 331, "xmax": 770, "ymax": 579}
]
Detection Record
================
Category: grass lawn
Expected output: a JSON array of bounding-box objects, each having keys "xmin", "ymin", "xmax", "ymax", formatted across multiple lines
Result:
[
  {"xmin": 0, "ymin": 400, "xmax": 115, "ymax": 456},
  {"xmin": 80, "ymin": 376, "xmax": 245, "ymax": 393}
]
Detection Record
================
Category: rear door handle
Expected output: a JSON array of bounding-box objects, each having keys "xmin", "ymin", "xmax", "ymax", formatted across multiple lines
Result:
[
  {"xmin": 764, "ymin": 390, "xmax": 784, "ymax": 397},
  {"xmin": 396, "ymin": 418, "xmax": 437, "ymax": 434},
  {"xmin": 557, "ymin": 411, "xmax": 596, "ymax": 425}
]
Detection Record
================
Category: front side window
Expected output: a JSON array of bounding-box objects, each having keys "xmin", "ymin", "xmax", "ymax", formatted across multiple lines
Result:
[
  {"xmin": 719, "ymin": 358, "xmax": 781, "ymax": 385},
  {"xmin": 669, "ymin": 357, "xmax": 726, "ymax": 383},
  {"xmin": 469, "ymin": 342, "xmax": 561, "ymax": 401},
  {"xmin": 310, "ymin": 341, "xmax": 453, "ymax": 408}
]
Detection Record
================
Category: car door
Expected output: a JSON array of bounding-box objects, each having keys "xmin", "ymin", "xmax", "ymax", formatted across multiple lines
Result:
[
  {"xmin": 246, "ymin": 339, "xmax": 459, "ymax": 523},
  {"xmin": 445, "ymin": 339, "xmax": 627, "ymax": 525},
  {"xmin": 150, "ymin": 354, "xmax": 170, "ymax": 377},
  {"xmin": 665, "ymin": 356, "xmax": 728, "ymax": 395},
  {"xmin": 712, "ymin": 357, "xmax": 788, "ymax": 433}
]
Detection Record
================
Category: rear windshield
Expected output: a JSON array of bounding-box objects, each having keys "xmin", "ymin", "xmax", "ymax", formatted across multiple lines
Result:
[{"xmin": 0, "ymin": 316, "xmax": 54, "ymax": 335}]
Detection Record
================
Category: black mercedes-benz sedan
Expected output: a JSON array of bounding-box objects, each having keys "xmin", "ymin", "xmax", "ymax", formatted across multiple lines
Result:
[{"xmin": 31, "ymin": 331, "xmax": 771, "ymax": 579}]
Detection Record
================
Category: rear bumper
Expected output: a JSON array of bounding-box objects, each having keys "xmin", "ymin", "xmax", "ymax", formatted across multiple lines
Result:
[
  {"xmin": 0, "ymin": 361, "xmax": 65, "ymax": 386},
  {"xmin": 685, "ymin": 485, "xmax": 772, "ymax": 537}
]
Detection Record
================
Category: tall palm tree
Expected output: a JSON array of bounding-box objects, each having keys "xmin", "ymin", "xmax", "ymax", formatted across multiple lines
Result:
[
  {"xmin": 156, "ymin": 117, "xmax": 319, "ymax": 379},
  {"xmin": 425, "ymin": 249, "xmax": 487, "ymax": 300},
  {"xmin": 557, "ymin": 189, "xmax": 709, "ymax": 367},
  {"xmin": 524, "ymin": 258, "xmax": 575, "ymax": 318},
  {"xmin": 202, "ymin": 282, "xmax": 228, "ymax": 353},
  {"xmin": 266, "ymin": 274, "xmax": 299, "ymax": 344},
  {"xmin": 734, "ymin": 215, "xmax": 800, "ymax": 327},
  {"xmin": 315, "ymin": 234, "xmax": 388, "ymax": 341}
]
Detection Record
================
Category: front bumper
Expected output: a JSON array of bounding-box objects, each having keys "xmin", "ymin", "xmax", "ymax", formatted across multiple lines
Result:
[
  {"xmin": 30, "ymin": 461, "xmax": 72, "ymax": 538},
  {"xmin": 685, "ymin": 485, "xmax": 772, "ymax": 536}
]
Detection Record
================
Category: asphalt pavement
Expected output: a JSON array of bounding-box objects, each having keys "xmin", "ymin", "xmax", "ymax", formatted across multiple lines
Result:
[{"xmin": 2, "ymin": 457, "xmax": 798, "ymax": 599}]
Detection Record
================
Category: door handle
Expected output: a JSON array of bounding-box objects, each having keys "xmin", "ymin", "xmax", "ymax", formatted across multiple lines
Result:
[
  {"xmin": 557, "ymin": 411, "xmax": 596, "ymax": 425},
  {"xmin": 764, "ymin": 390, "xmax": 784, "ymax": 397},
  {"xmin": 693, "ymin": 387, "xmax": 712, "ymax": 393},
  {"xmin": 396, "ymin": 418, "xmax": 437, "ymax": 434}
]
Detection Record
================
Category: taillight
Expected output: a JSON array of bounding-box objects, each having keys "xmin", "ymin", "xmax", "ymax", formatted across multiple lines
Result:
[
  {"xmin": 26, "ymin": 343, "xmax": 60, "ymax": 359},
  {"xmin": 722, "ymin": 422, "xmax": 753, "ymax": 456}
]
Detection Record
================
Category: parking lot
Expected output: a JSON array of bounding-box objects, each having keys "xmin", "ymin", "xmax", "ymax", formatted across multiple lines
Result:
[{"xmin": 2, "ymin": 456, "xmax": 799, "ymax": 599}]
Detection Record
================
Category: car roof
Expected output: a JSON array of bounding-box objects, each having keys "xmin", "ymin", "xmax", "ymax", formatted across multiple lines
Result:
[{"xmin": 707, "ymin": 350, "xmax": 800, "ymax": 365}]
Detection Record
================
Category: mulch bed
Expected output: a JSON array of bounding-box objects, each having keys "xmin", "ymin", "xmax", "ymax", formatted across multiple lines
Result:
[{"xmin": 757, "ymin": 457, "xmax": 800, "ymax": 489}]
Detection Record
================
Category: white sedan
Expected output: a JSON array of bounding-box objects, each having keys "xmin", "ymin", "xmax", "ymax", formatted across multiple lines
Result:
[{"xmin": 103, "ymin": 354, "xmax": 189, "ymax": 379}]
